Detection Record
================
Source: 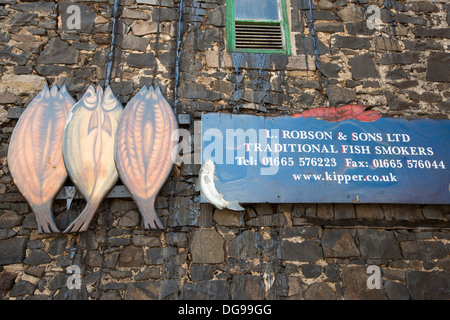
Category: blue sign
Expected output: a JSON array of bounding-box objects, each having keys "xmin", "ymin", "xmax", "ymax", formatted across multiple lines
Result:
[{"xmin": 201, "ymin": 113, "xmax": 450, "ymax": 204}]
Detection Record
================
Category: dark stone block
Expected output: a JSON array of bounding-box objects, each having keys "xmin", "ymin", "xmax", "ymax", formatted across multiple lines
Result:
[
  {"xmin": 127, "ymin": 52, "xmax": 156, "ymax": 69},
  {"xmin": 295, "ymin": 35, "xmax": 330, "ymax": 55},
  {"xmin": 304, "ymin": 283, "xmax": 337, "ymax": 300},
  {"xmin": 384, "ymin": 280, "xmax": 410, "ymax": 300},
  {"xmin": 412, "ymin": 28, "xmax": 450, "ymax": 38},
  {"xmin": 48, "ymin": 237, "xmax": 68, "ymax": 256},
  {"xmin": 315, "ymin": 22, "xmax": 344, "ymax": 33},
  {"xmin": 181, "ymin": 280, "xmax": 229, "ymax": 300},
  {"xmin": 348, "ymin": 53, "xmax": 379, "ymax": 80},
  {"xmin": 118, "ymin": 246, "xmax": 144, "ymax": 267},
  {"xmin": 145, "ymin": 247, "xmax": 177, "ymax": 265},
  {"xmin": 11, "ymin": 13, "xmax": 38, "ymax": 26},
  {"xmin": 37, "ymin": 38, "xmax": 79, "ymax": 65},
  {"xmin": 341, "ymin": 266, "xmax": 385, "ymax": 300},
  {"xmin": 326, "ymin": 84, "xmax": 356, "ymax": 106},
  {"xmin": 395, "ymin": 13, "xmax": 427, "ymax": 26},
  {"xmin": 0, "ymin": 210, "xmax": 23, "ymax": 228},
  {"xmin": 0, "ymin": 271, "xmax": 17, "ymax": 290},
  {"xmin": 386, "ymin": 68, "xmax": 409, "ymax": 80},
  {"xmin": 10, "ymin": 280, "xmax": 36, "ymax": 297},
  {"xmin": 231, "ymin": 275, "xmax": 264, "ymax": 299},
  {"xmin": 190, "ymin": 265, "xmax": 216, "ymax": 282},
  {"xmin": 301, "ymin": 264, "xmax": 323, "ymax": 278},
  {"xmin": 406, "ymin": 271, "xmax": 450, "ymax": 300},
  {"xmin": 400, "ymin": 241, "xmax": 448, "ymax": 261},
  {"xmin": 228, "ymin": 230, "xmax": 261, "ymax": 260},
  {"xmin": 322, "ymin": 229, "xmax": 360, "ymax": 258},
  {"xmin": 332, "ymin": 35, "xmax": 370, "ymax": 50},
  {"xmin": 125, "ymin": 281, "xmax": 161, "ymax": 300},
  {"xmin": 280, "ymin": 240, "xmax": 323, "ymax": 262},
  {"xmin": 10, "ymin": 2, "xmax": 56, "ymax": 14},
  {"xmin": 59, "ymin": 2, "xmax": 95, "ymax": 33},
  {"xmin": 317, "ymin": 62, "xmax": 342, "ymax": 78},
  {"xmin": 357, "ymin": 230, "xmax": 402, "ymax": 259},
  {"xmin": 0, "ymin": 237, "xmax": 28, "ymax": 265},
  {"xmin": 35, "ymin": 65, "xmax": 73, "ymax": 76},
  {"xmin": 345, "ymin": 22, "xmax": 375, "ymax": 35},
  {"xmin": 380, "ymin": 52, "xmax": 420, "ymax": 65},
  {"xmin": 24, "ymin": 249, "xmax": 52, "ymax": 266},
  {"xmin": 426, "ymin": 53, "xmax": 450, "ymax": 82}
]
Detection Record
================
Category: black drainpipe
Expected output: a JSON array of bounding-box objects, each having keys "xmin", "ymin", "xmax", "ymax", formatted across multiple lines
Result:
[
  {"xmin": 105, "ymin": 0, "xmax": 120, "ymax": 88},
  {"xmin": 173, "ymin": 0, "xmax": 184, "ymax": 114}
]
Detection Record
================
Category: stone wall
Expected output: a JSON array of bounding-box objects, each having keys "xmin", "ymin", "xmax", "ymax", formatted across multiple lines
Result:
[{"xmin": 0, "ymin": 0, "xmax": 449, "ymax": 300}]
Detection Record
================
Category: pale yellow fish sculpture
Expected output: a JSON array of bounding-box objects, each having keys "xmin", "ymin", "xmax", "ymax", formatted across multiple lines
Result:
[
  {"xmin": 115, "ymin": 86, "xmax": 179, "ymax": 229},
  {"xmin": 63, "ymin": 85, "xmax": 123, "ymax": 233},
  {"xmin": 8, "ymin": 85, "xmax": 75, "ymax": 233}
]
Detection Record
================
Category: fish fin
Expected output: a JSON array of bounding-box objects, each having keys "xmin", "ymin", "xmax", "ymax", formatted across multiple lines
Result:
[
  {"xmin": 226, "ymin": 200, "xmax": 245, "ymax": 212},
  {"xmin": 88, "ymin": 111, "xmax": 99, "ymax": 134},
  {"xmin": 102, "ymin": 114, "xmax": 112, "ymax": 136}
]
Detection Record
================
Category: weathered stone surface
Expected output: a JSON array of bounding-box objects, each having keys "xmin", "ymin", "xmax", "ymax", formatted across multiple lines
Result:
[
  {"xmin": 348, "ymin": 54, "xmax": 379, "ymax": 80},
  {"xmin": 0, "ymin": 237, "xmax": 27, "ymax": 265},
  {"xmin": 231, "ymin": 275, "xmax": 264, "ymax": 300},
  {"xmin": 355, "ymin": 205, "xmax": 384, "ymax": 220},
  {"xmin": 118, "ymin": 210, "xmax": 140, "ymax": 227},
  {"xmin": 322, "ymin": 229, "xmax": 360, "ymax": 258},
  {"xmin": 332, "ymin": 35, "xmax": 370, "ymax": 50},
  {"xmin": 0, "ymin": 271, "xmax": 17, "ymax": 290},
  {"xmin": 228, "ymin": 230, "xmax": 261, "ymax": 260},
  {"xmin": 59, "ymin": 2, "xmax": 95, "ymax": 33},
  {"xmin": 118, "ymin": 246, "xmax": 144, "ymax": 267},
  {"xmin": 384, "ymin": 280, "xmax": 410, "ymax": 300},
  {"xmin": 280, "ymin": 240, "xmax": 323, "ymax": 262},
  {"xmin": 24, "ymin": 249, "xmax": 52, "ymax": 265},
  {"xmin": 357, "ymin": 230, "xmax": 402, "ymax": 259},
  {"xmin": 10, "ymin": 280, "xmax": 36, "ymax": 297},
  {"xmin": 145, "ymin": 247, "xmax": 177, "ymax": 265},
  {"xmin": 337, "ymin": 4, "xmax": 364, "ymax": 22},
  {"xmin": 191, "ymin": 229, "xmax": 224, "ymax": 264},
  {"xmin": 301, "ymin": 264, "xmax": 322, "ymax": 278},
  {"xmin": 400, "ymin": 241, "xmax": 448, "ymax": 261},
  {"xmin": 1, "ymin": 74, "xmax": 47, "ymax": 94},
  {"xmin": 181, "ymin": 280, "xmax": 229, "ymax": 300},
  {"xmin": 406, "ymin": 271, "xmax": 450, "ymax": 300},
  {"xmin": 341, "ymin": 266, "xmax": 385, "ymax": 300},
  {"xmin": 127, "ymin": 52, "xmax": 156, "ymax": 69},
  {"xmin": 125, "ymin": 281, "xmax": 161, "ymax": 300},
  {"xmin": 304, "ymin": 283, "xmax": 337, "ymax": 300},
  {"xmin": 327, "ymin": 84, "xmax": 357, "ymax": 106},
  {"xmin": 37, "ymin": 38, "xmax": 79, "ymax": 64},
  {"xmin": 213, "ymin": 209, "xmax": 244, "ymax": 226},
  {"xmin": 426, "ymin": 53, "xmax": 450, "ymax": 82},
  {"xmin": 0, "ymin": 210, "xmax": 23, "ymax": 228}
]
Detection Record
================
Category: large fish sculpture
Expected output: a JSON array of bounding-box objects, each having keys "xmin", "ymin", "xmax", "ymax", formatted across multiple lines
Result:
[
  {"xmin": 63, "ymin": 85, "xmax": 123, "ymax": 233},
  {"xmin": 8, "ymin": 85, "xmax": 75, "ymax": 233},
  {"xmin": 115, "ymin": 86, "xmax": 178, "ymax": 229}
]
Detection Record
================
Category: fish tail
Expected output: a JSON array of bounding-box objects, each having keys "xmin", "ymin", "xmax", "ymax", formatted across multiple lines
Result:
[
  {"xmin": 136, "ymin": 197, "xmax": 165, "ymax": 229},
  {"xmin": 225, "ymin": 200, "xmax": 245, "ymax": 212},
  {"xmin": 32, "ymin": 202, "xmax": 60, "ymax": 234},
  {"xmin": 64, "ymin": 198, "xmax": 101, "ymax": 233}
]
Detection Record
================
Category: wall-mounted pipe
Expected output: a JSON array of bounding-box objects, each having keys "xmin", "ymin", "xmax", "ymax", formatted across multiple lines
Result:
[
  {"xmin": 105, "ymin": 0, "xmax": 120, "ymax": 88},
  {"xmin": 173, "ymin": 0, "xmax": 184, "ymax": 114}
]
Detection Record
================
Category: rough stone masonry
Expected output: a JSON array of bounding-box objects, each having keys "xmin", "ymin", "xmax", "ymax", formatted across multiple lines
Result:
[{"xmin": 0, "ymin": 0, "xmax": 449, "ymax": 300}]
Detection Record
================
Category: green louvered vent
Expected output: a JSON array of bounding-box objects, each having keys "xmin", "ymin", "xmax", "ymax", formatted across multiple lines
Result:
[{"xmin": 235, "ymin": 22, "xmax": 284, "ymax": 50}]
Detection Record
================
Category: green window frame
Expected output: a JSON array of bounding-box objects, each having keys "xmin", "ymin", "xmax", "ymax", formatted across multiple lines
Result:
[{"xmin": 226, "ymin": 0, "xmax": 291, "ymax": 55}]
